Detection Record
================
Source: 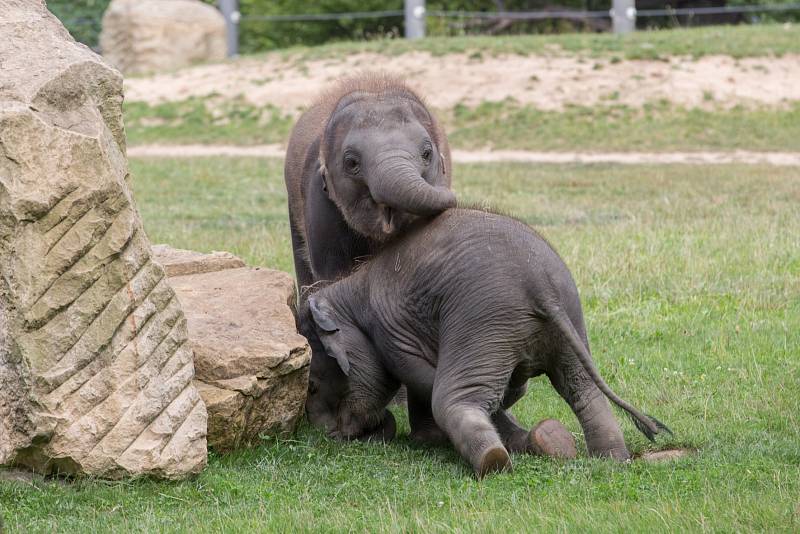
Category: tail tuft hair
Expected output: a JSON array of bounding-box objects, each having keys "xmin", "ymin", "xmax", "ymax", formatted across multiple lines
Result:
[{"xmin": 629, "ymin": 413, "xmax": 674, "ymax": 442}]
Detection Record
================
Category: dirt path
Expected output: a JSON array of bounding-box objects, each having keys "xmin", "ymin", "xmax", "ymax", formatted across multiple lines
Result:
[
  {"xmin": 124, "ymin": 51, "xmax": 800, "ymax": 112},
  {"xmin": 128, "ymin": 144, "xmax": 800, "ymax": 166}
]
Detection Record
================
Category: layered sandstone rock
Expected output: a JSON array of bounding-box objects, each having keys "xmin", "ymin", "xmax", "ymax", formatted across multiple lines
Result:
[
  {"xmin": 153, "ymin": 247, "xmax": 310, "ymax": 451},
  {"xmin": 100, "ymin": 0, "xmax": 227, "ymax": 75},
  {"xmin": 151, "ymin": 245, "xmax": 245, "ymax": 277},
  {"xmin": 0, "ymin": 0, "xmax": 207, "ymax": 479}
]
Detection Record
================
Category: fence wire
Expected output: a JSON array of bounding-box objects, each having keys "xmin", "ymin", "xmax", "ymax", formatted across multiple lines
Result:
[
  {"xmin": 237, "ymin": 3, "xmax": 800, "ymax": 23},
  {"xmin": 242, "ymin": 10, "xmax": 404, "ymax": 22},
  {"xmin": 63, "ymin": 3, "xmax": 800, "ymax": 27},
  {"xmin": 632, "ymin": 2, "xmax": 800, "ymax": 16}
]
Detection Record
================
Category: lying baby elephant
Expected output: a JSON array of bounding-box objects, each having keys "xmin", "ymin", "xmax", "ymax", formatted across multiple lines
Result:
[{"xmin": 300, "ymin": 208, "xmax": 671, "ymax": 477}]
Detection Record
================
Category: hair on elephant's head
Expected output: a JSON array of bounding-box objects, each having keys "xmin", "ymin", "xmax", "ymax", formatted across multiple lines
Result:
[
  {"xmin": 318, "ymin": 74, "xmax": 456, "ymax": 242},
  {"xmin": 301, "ymin": 295, "xmax": 397, "ymax": 442}
]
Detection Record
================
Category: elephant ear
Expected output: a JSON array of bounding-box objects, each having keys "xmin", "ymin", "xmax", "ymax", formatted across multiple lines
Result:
[
  {"xmin": 317, "ymin": 157, "xmax": 329, "ymax": 194},
  {"xmin": 309, "ymin": 296, "xmax": 350, "ymax": 376},
  {"xmin": 309, "ymin": 296, "xmax": 338, "ymax": 332}
]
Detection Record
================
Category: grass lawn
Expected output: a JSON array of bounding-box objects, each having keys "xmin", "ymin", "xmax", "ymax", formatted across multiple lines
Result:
[
  {"xmin": 446, "ymin": 100, "xmax": 800, "ymax": 152},
  {"xmin": 2, "ymin": 157, "xmax": 798, "ymax": 532},
  {"xmin": 124, "ymin": 99, "xmax": 295, "ymax": 148},
  {"xmin": 124, "ymin": 98, "xmax": 800, "ymax": 153}
]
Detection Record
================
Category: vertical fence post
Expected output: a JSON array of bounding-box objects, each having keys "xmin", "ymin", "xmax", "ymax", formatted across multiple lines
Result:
[
  {"xmin": 218, "ymin": 0, "xmax": 240, "ymax": 57},
  {"xmin": 611, "ymin": 0, "xmax": 636, "ymax": 34},
  {"xmin": 405, "ymin": 0, "xmax": 426, "ymax": 39}
]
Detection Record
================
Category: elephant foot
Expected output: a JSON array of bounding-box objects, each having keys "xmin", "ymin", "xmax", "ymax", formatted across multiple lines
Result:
[
  {"xmin": 476, "ymin": 445, "xmax": 512, "ymax": 479},
  {"xmin": 528, "ymin": 419, "xmax": 577, "ymax": 459}
]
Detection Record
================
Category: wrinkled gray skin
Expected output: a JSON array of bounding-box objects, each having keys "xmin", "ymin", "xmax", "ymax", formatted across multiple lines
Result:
[
  {"xmin": 284, "ymin": 74, "xmax": 456, "ymax": 291},
  {"xmin": 284, "ymin": 75, "xmax": 463, "ymax": 427},
  {"xmin": 299, "ymin": 208, "xmax": 670, "ymax": 478}
]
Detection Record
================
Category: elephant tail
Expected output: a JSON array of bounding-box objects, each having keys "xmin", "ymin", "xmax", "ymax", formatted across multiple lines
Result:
[{"xmin": 551, "ymin": 311, "xmax": 672, "ymax": 442}]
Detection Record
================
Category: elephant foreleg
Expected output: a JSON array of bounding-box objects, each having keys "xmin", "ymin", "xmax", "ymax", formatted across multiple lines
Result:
[
  {"xmin": 408, "ymin": 393, "xmax": 448, "ymax": 446},
  {"xmin": 290, "ymin": 225, "xmax": 313, "ymax": 286},
  {"xmin": 401, "ymin": 363, "xmax": 448, "ymax": 446}
]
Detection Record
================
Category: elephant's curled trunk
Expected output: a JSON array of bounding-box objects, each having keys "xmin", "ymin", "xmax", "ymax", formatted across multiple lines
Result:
[{"xmin": 369, "ymin": 156, "xmax": 456, "ymax": 216}]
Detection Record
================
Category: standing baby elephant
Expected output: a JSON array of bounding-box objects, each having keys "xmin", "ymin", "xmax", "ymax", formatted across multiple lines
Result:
[
  {"xmin": 300, "ymin": 208, "xmax": 671, "ymax": 478},
  {"xmin": 284, "ymin": 72, "xmax": 455, "ymax": 292}
]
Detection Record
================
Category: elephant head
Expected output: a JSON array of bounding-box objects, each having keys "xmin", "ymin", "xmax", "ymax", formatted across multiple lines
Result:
[
  {"xmin": 318, "ymin": 89, "xmax": 456, "ymax": 242},
  {"xmin": 300, "ymin": 295, "xmax": 397, "ymax": 442}
]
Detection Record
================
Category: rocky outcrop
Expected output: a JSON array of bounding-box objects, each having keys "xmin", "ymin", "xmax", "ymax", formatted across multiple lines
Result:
[
  {"xmin": 0, "ymin": 0, "xmax": 207, "ymax": 479},
  {"xmin": 100, "ymin": 0, "xmax": 227, "ymax": 75},
  {"xmin": 153, "ymin": 246, "xmax": 310, "ymax": 451}
]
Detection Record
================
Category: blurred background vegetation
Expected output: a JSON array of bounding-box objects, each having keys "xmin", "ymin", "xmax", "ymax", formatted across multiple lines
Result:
[
  {"xmin": 49, "ymin": 0, "xmax": 799, "ymax": 53},
  {"xmin": 47, "ymin": 0, "xmax": 111, "ymax": 48}
]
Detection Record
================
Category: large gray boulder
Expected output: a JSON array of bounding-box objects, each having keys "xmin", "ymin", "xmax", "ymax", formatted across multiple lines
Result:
[
  {"xmin": 100, "ymin": 0, "xmax": 227, "ymax": 75},
  {"xmin": 0, "ymin": 0, "xmax": 207, "ymax": 479},
  {"xmin": 153, "ymin": 246, "xmax": 310, "ymax": 452}
]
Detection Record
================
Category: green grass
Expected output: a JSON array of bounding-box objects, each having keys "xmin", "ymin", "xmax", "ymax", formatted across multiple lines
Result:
[
  {"xmin": 267, "ymin": 23, "xmax": 800, "ymax": 61},
  {"xmin": 129, "ymin": 157, "xmax": 295, "ymax": 274},
  {"xmin": 449, "ymin": 100, "xmax": 800, "ymax": 152},
  {"xmin": 124, "ymin": 98, "xmax": 294, "ymax": 146},
  {"xmin": 2, "ymin": 158, "xmax": 798, "ymax": 532},
  {"xmin": 125, "ymin": 99, "xmax": 800, "ymax": 153}
]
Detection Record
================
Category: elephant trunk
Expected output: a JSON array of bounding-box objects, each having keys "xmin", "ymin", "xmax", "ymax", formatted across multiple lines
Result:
[{"xmin": 369, "ymin": 153, "xmax": 456, "ymax": 216}]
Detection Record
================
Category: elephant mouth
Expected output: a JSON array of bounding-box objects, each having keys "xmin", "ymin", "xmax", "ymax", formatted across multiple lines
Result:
[{"xmin": 379, "ymin": 204, "xmax": 395, "ymax": 235}]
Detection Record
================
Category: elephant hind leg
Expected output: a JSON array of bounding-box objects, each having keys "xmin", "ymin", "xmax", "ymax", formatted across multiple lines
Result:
[
  {"xmin": 548, "ymin": 357, "xmax": 630, "ymax": 460},
  {"xmin": 434, "ymin": 402, "xmax": 510, "ymax": 478},
  {"xmin": 479, "ymin": 445, "xmax": 512, "ymax": 478},
  {"xmin": 431, "ymin": 349, "xmax": 513, "ymax": 478}
]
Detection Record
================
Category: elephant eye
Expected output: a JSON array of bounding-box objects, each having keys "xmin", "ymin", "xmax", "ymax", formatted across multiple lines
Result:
[
  {"xmin": 421, "ymin": 144, "xmax": 433, "ymax": 164},
  {"xmin": 343, "ymin": 153, "xmax": 360, "ymax": 175}
]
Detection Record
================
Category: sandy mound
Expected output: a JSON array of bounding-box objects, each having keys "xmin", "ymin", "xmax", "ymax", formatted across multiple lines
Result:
[{"xmin": 124, "ymin": 50, "xmax": 800, "ymax": 112}]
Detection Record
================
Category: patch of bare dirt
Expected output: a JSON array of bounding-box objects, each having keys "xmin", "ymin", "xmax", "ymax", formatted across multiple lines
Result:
[
  {"xmin": 124, "ymin": 51, "xmax": 800, "ymax": 112},
  {"xmin": 638, "ymin": 448, "xmax": 696, "ymax": 462},
  {"xmin": 0, "ymin": 468, "xmax": 41, "ymax": 483}
]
